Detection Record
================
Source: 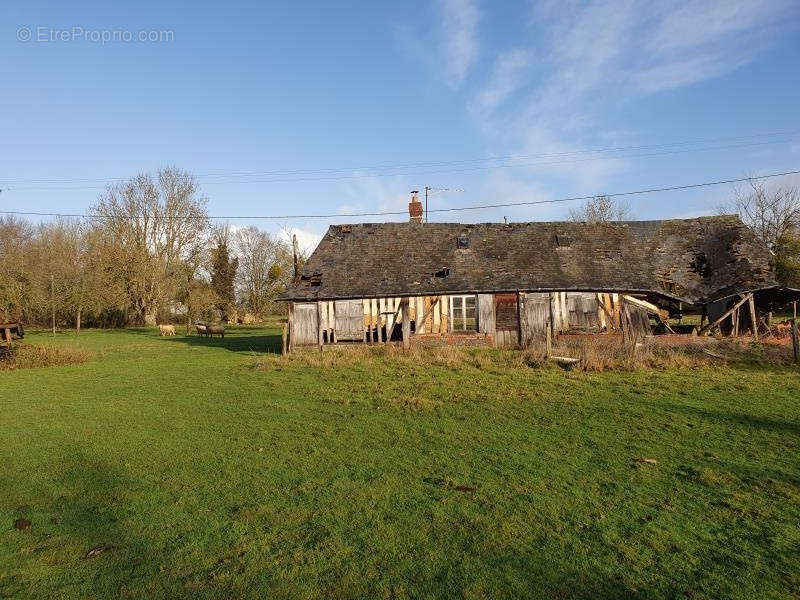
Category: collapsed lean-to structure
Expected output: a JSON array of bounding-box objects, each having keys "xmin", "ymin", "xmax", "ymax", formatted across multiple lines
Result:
[{"xmin": 279, "ymin": 193, "xmax": 798, "ymax": 349}]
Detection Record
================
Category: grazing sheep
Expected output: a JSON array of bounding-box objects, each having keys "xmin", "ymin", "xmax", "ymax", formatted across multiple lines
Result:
[
  {"xmin": 159, "ymin": 324, "xmax": 176, "ymax": 336},
  {"xmin": 195, "ymin": 323, "xmax": 208, "ymax": 337},
  {"xmin": 207, "ymin": 325, "xmax": 225, "ymax": 339}
]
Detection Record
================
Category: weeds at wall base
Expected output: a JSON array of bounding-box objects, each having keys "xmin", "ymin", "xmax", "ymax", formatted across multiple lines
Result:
[{"xmin": 256, "ymin": 336, "xmax": 796, "ymax": 373}]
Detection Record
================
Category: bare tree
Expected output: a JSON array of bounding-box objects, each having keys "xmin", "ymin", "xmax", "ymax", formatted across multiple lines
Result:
[
  {"xmin": 91, "ymin": 168, "xmax": 209, "ymax": 325},
  {"xmin": 569, "ymin": 195, "xmax": 631, "ymax": 222},
  {"xmin": 234, "ymin": 226, "xmax": 293, "ymax": 316},
  {"xmin": 725, "ymin": 178, "xmax": 800, "ymax": 249},
  {"xmin": 55, "ymin": 221, "xmax": 124, "ymax": 333},
  {"xmin": 0, "ymin": 216, "xmax": 35, "ymax": 322}
]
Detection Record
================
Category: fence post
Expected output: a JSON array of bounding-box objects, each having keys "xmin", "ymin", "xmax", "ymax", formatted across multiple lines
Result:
[{"xmin": 545, "ymin": 323, "xmax": 552, "ymax": 359}]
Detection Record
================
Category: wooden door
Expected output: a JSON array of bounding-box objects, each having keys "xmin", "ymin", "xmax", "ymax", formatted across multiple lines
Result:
[
  {"xmin": 334, "ymin": 300, "xmax": 365, "ymax": 341},
  {"xmin": 521, "ymin": 293, "xmax": 549, "ymax": 346},
  {"xmin": 494, "ymin": 293, "xmax": 519, "ymax": 347},
  {"xmin": 292, "ymin": 303, "xmax": 318, "ymax": 346},
  {"xmin": 566, "ymin": 293, "xmax": 602, "ymax": 331}
]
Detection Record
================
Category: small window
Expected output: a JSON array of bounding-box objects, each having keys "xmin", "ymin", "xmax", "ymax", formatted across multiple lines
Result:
[
  {"xmin": 450, "ymin": 295, "xmax": 477, "ymax": 331},
  {"xmin": 456, "ymin": 235, "xmax": 470, "ymax": 249}
]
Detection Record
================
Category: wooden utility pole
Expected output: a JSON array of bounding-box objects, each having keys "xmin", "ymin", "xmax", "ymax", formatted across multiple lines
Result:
[
  {"xmin": 292, "ymin": 234, "xmax": 299, "ymax": 281},
  {"xmin": 50, "ymin": 272, "xmax": 56, "ymax": 337},
  {"xmin": 792, "ymin": 321, "xmax": 798, "ymax": 364}
]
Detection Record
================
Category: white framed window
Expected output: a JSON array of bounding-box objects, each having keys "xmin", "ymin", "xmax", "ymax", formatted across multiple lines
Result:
[{"xmin": 450, "ymin": 295, "xmax": 477, "ymax": 331}]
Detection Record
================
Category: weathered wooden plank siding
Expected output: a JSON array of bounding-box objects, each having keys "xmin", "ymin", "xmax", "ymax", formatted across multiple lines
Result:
[
  {"xmin": 520, "ymin": 292, "xmax": 549, "ymax": 345},
  {"xmin": 494, "ymin": 293, "xmax": 519, "ymax": 347},
  {"xmin": 291, "ymin": 302, "xmax": 319, "ymax": 346},
  {"xmin": 290, "ymin": 289, "xmax": 664, "ymax": 348},
  {"xmin": 477, "ymin": 294, "xmax": 495, "ymax": 342},
  {"xmin": 334, "ymin": 299, "xmax": 363, "ymax": 340}
]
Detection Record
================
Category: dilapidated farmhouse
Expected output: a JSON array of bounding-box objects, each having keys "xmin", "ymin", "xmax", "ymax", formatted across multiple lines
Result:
[{"xmin": 280, "ymin": 194, "xmax": 797, "ymax": 350}]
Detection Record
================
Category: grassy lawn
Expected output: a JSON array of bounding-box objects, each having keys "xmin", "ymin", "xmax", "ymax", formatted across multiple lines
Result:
[{"xmin": 1, "ymin": 327, "xmax": 799, "ymax": 599}]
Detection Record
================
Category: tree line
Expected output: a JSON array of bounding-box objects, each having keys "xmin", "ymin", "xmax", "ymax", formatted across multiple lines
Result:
[
  {"xmin": 2, "ymin": 169, "xmax": 799, "ymax": 332},
  {"xmin": 0, "ymin": 168, "xmax": 300, "ymax": 331}
]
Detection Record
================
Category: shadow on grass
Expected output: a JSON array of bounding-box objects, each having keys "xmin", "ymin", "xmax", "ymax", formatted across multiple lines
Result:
[
  {"xmin": 660, "ymin": 402, "xmax": 800, "ymax": 435},
  {"xmin": 127, "ymin": 327, "xmax": 283, "ymax": 354},
  {"xmin": 4, "ymin": 451, "xmax": 148, "ymax": 599}
]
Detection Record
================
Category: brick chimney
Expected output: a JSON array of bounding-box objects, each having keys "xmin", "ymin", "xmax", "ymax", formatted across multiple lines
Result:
[{"xmin": 409, "ymin": 190, "xmax": 423, "ymax": 224}]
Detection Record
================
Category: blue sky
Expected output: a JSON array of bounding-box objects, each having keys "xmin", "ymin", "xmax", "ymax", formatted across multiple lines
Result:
[{"xmin": 2, "ymin": 0, "xmax": 799, "ymax": 250}]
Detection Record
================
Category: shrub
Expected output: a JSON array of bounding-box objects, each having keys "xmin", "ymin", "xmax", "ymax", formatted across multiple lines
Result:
[{"xmin": 0, "ymin": 344, "xmax": 90, "ymax": 371}]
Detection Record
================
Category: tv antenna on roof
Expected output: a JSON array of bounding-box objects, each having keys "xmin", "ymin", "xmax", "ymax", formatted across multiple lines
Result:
[{"xmin": 423, "ymin": 186, "xmax": 464, "ymax": 223}]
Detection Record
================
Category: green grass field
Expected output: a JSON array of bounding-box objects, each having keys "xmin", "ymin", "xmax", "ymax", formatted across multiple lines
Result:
[{"xmin": 1, "ymin": 327, "xmax": 799, "ymax": 599}]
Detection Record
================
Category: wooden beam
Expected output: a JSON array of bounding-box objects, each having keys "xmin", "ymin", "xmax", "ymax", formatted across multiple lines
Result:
[
  {"xmin": 545, "ymin": 321, "xmax": 552, "ymax": 359},
  {"xmin": 401, "ymin": 298, "xmax": 411, "ymax": 349},
  {"xmin": 288, "ymin": 303, "xmax": 295, "ymax": 353},
  {"xmin": 748, "ymin": 295, "xmax": 758, "ymax": 340},
  {"xmin": 792, "ymin": 318, "xmax": 798, "ymax": 364},
  {"xmin": 620, "ymin": 302, "xmax": 629, "ymax": 345},
  {"xmin": 416, "ymin": 296, "xmax": 441, "ymax": 334},
  {"xmin": 622, "ymin": 295, "xmax": 669, "ymax": 320},
  {"xmin": 423, "ymin": 297, "xmax": 433, "ymax": 333},
  {"xmin": 371, "ymin": 298, "xmax": 379, "ymax": 342},
  {"xmin": 596, "ymin": 293, "xmax": 614, "ymax": 322},
  {"xmin": 317, "ymin": 301, "xmax": 323, "ymax": 351},
  {"xmin": 698, "ymin": 294, "xmax": 752, "ymax": 336},
  {"xmin": 622, "ymin": 295, "xmax": 674, "ymax": 333},
  {"xmin": 281, "ymin": 324, "xmax": 288, "ymax": 355}
]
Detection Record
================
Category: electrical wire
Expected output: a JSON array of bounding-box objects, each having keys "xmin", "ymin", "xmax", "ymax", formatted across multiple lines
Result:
[
  {"xmin": 1, "ymin": 129, "xmax": 797, "ymax": 190},
  {"xmin": 1, "ymin": 169, "xmax": 798, "ymax": 221}
]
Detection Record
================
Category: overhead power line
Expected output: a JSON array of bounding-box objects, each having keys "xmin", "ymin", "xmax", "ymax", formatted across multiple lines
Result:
[
  {"xmin": 1, "ymin": 130, "xmax": 797, "ymax": 190},
  {"xmin": 1, "ymin": 169, "xmax": 798, "ymax": 221}
]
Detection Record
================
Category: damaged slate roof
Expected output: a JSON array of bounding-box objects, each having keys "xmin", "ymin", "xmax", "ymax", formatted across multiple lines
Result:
[{"xmin": 279, "ymin": 215, "xmax": 776, "ymax": 304}]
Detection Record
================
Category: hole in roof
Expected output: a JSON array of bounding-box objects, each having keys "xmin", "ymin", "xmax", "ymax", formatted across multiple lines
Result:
[
  {"xmin": 434, "ymin": 267, "xmax": 450, "ymax": 278},
  {"xmin": 691, "ymin": 253, "xmax": 712, "ymax": 277},
  {"xmin": 555, "ymin": 234, "xmax": 572, "ymax": 248}
]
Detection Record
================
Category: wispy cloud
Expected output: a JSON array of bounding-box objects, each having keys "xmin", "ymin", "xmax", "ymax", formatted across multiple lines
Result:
[
  {"xmin": 531, "ymin": 0, "xmax": 791, "ymax": 107},
  {"xmin": 474, "ymin": 48, "xmax": 532, "ymax": 111},
  {"xmin": 470, "ymin": 0, "xmax": 797, "ymax": 195},
  {"xmin": 437, "ymin": 0, "xmax": 481, "ymax": 86}
]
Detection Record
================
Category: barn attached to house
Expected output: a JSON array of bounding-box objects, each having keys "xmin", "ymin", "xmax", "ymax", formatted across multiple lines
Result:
[{"xmin": 279, "ymin": 195, "xmax": 795, "ymax": 350}]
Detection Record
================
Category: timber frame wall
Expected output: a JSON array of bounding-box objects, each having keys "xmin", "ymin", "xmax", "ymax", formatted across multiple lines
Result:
[{"xmin": 286, "ymin": 291, "xmax": 665, "ymax": 351}]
